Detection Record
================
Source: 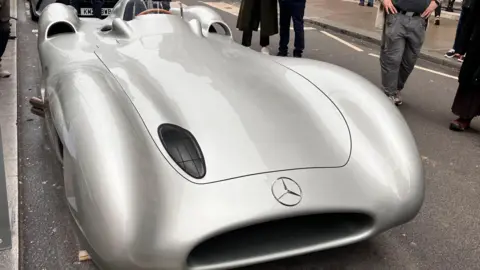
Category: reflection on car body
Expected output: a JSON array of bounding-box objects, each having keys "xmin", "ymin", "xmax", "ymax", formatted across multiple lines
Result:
[{"xmin": 32, "ymin": 0, "xmax": 426, "ymax": 269}]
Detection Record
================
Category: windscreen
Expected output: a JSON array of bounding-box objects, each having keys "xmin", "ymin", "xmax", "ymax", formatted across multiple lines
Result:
[{"xmin": 123, "ymin": 0, "xmax": 184, "ymax": 20}]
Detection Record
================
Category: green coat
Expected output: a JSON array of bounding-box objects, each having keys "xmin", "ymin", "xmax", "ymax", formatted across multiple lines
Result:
[{"xmin": 236, "ymin": 0, "xmax": 278, "ymax": 36}]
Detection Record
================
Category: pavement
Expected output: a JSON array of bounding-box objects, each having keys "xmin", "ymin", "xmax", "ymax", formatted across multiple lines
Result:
[
  {"xmin": 4, "ymin": 0, "xmax": 480, "ymax": 269},
  {"xmin": 299, "ymin": 0, "xmax": 464, "ymax": 70},
  {"xmin": 0, "ymin": 0, "xmax": 19, "ymax": 267}
]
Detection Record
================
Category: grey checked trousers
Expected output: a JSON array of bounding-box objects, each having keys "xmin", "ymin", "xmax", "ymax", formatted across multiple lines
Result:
[{"xmin": 380, "ymin": 13, "xmax": 427, "ymax": 96}]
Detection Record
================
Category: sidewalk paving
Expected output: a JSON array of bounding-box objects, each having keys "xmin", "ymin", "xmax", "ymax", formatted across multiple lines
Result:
[
  {"xmin": 0, "ymin": 0, "xmax": 19, "ymax": 267},
  {"xmin": 304, "ymin": 0, "xmax": 462, "ymax": 70}
]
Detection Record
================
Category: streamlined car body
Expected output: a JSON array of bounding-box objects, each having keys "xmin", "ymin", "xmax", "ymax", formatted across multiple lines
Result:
[{"xmin": 36, "ymin": 1, "xmax": 425, "ymax": 269}]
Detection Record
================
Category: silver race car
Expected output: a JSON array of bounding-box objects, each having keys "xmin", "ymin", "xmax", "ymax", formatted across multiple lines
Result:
[{"xmin": 32, "ymin": 1, "xmax": 425, "ymax": 269}]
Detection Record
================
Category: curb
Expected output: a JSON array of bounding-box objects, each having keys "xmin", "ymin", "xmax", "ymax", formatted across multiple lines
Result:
[{"xmin": 304, "ymin": 17, "xmax": 462, "ymax": 72}]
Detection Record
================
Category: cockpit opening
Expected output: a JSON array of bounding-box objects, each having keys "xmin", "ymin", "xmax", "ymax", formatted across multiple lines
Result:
[{"xmin": 208, "ymin": 22, "xmax": 231, "ymax": 36}]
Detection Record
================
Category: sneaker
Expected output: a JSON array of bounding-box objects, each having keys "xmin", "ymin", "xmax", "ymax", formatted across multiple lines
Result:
[
  {"xmin": 393, "ymin": 92, "xmax": 403, "ymax": 106},
  {"xmin": 293, "ymin": 50, "xmax": 303, "ymax": 58},
  {"xmin": 444, "ymin": 49, "xmax": 456, "ymax": 58},
  {"xmin": 261, "ymin": 47, "xmax": 270, "ymax": 55},
  {"xmin": 434, "ymin": 17, "xmax": 440, "ymax": 25},
  {"xmin": 388, "ymin": 92, "xmax": 402, "ymax": 106},
  {"xmin": 458, "ymin": 55, "xmax": 465, "ymax": 63},
  {"xmin": 277, "ymin": 51, "xmax": 288, "ymax": 57}
]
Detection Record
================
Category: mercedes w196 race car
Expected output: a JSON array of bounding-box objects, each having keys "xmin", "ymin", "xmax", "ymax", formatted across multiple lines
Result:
[{"xmin": 31, "ymin": 0, "xmax": 425, "ymax": 269}]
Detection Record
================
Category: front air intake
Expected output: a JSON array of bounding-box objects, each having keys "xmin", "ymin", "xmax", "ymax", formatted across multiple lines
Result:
[
  {"xmin": 187, "ymin": 213, "xmax": 374, "ymax": 269},
  {"xmin": 158, "ymin": 124, "xmax": 206, "ymax": 179}
]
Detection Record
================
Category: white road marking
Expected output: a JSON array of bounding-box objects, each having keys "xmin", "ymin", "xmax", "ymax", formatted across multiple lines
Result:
[
  {"xmin": 200, "ymin": 1, "xmax": 315, "ymax": 30},
  {"xmin": 32, "ymin": 29, "xmax": 37, "ymax": 33},
  {"xmin": 368, "ymin": 53, "xmax": 458, "ymax": 80},
  {"xmin": 320, "ymin": 30, "xmax": 364, "ymax": 52}
]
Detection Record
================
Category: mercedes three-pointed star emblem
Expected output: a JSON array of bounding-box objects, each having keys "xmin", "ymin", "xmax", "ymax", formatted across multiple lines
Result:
[{"xmin": 271, "ymin": 177, "xmax": 303, "ymax": 206}]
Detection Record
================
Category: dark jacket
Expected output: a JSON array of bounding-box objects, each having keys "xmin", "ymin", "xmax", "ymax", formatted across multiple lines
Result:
[
  {"xmin": 0, "ymin": 0, "xmax": 10, "ymax": 24},
  {"xmin": 463, "ymin": 0, "xmax": 474, "ymax": 9},
  {"xmin": 458, "ymin": 0, "xmax": 480, "ymax": 86},
  {"xmin": 236, "ymin": 0, "xmax": 278, "ymax": 36}
]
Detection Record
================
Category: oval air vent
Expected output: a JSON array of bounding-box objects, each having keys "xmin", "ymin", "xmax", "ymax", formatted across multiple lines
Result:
[{"xmin": 158, "ymin": 124, "xmax": 206, "ymax": 179}]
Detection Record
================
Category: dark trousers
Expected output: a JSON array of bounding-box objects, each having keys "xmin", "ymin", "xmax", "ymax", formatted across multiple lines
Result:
[
  {"xmin": 453, "ymin": 7, "xmax": 470, "ymax": 54},
  {"xmin": 70, "ymin": 0, "xmax": 104, "ymax": 18},
  {"xmin": 278, "ymin": 0, "xmax": 306, "ymax": 54},
  {"xmin": 434, "ymin": 2, "xmax": 441, "ymax": 16},
  {"xmin": 242, "ymin": 30, "xmax": 269, "ymax": 47},
  {"xmin": 151, "ymin": 0, "xmax": 171, "ymax": 10},
  {"xmin": 359, "ymin": 0, "xmax": 373, "ymax": 5},
  {"xmin": 0, "ymin": 23, "xmax": 10, "ymax": 63}
]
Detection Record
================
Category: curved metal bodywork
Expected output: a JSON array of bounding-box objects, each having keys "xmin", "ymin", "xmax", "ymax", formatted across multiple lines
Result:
[{"xmin": 37, "ymin": 2, "xmax": 425, "ymax": 269}]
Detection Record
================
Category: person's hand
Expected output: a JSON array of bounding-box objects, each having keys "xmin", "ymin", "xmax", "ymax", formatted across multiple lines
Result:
[
  {"xmin": 382, "ymin": 0, "xmax": 398, "ymax": 14},
  {"xmin": 421, "ymin": 1, "xmax": 438, "ymax": 17}
]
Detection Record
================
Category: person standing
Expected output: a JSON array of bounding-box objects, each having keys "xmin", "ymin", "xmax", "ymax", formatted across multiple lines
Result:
[
  {"xmin": 236, "ymin": 0, "xmax": 278, "ymax": 55},
  {"xmin": 449, "ymin": 0, "xmax": 480, "ymax": 131},
  {"xmin": 0, "ymin": 0, "xmax": 10, "ymax": 78},
  {"xmin": 444, "ymin": 0, "xmax": 474, "ymax": 63},
  {"xmin": 379, "ymin": 0, "xmax": 439, "ymax": 106},
  {"xmin": 434, "ymin": 1, "xmax": 441, "ymax": 25},
  {"xmin": 360, "ymin": 0, "xmax": 375, "ymax": 7},
  {"xmin": 277, "ymin": 0, "xmax": 306, "ymax": 58}
]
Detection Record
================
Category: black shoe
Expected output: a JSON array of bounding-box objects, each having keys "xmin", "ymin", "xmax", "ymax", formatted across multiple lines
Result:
[
  {"xmin": 277, "ymin": 51, "xmax": 288, "ymax": 57},
  {"xmin": 293, "ymin": 51, "xmax": 302, "ymax": 58},
  {"xmin": 367, "ymin": 3, "xmax": 373, "ymax": 7}
]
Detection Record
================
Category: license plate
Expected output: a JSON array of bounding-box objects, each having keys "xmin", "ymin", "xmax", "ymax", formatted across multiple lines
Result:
[{"xmin": 80, "ymin": 8, "xmax": 112, "ymax": 16}]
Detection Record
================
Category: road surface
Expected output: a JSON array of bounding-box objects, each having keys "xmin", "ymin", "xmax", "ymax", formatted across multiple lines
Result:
[{"xmin": 15, "ymin": 0, "xmax": 480, "ymax": 269}]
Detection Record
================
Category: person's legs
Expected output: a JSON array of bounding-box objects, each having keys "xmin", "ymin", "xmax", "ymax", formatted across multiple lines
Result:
[
  {"xmin": 367, "ymin": 0, "xmax": 374, "ymax": 7},
  {"xmin": 0, "ymin": 22, "xmax": 11, "ymax": 78},
  {"xmin": 291, "ymin": 0, "xmax": 306, "ymax": 57},
  {"xmin": 277, "ymin": 0, "xmax": 291, "ymax": 56},
  {"xmin": 260, "ymin": 34, "xmax": 270, "ymax": 47},
  {"xmin": 434, "ymin": 3, "xmax": 441, "ymax": 25},
  {"xmin": 446, "ymin": 0, "xmax": 455, "ymax": 11},
  {"xmin": 454, "ymin": 8, "xmax": 469, "ymax": 54},
  {"xmin": 380, "ymin": 14, "xmax": 406, "ymax": 100},
  {"xmin": 161, "ymin": 1, "xmax": 171, "ymax": 11},
  {"xmin": 242, "ymin": 30, "xmax": 253, "ymax": 47},
  {"xmin": 445, "ymin": 8, "xmax": 466, "ymax": 58},
  {"xmin": 397, "ymin": 16, "xmax": 427, "ymax": 94},
  {"xmin": 92, "ymin": 0, "xmax": 105, "ymax": 18}
]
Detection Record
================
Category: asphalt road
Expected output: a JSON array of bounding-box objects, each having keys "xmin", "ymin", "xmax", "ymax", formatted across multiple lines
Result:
[{"xmin": 16, "ymin": 0, "xmax": 480, "ymax": 269}]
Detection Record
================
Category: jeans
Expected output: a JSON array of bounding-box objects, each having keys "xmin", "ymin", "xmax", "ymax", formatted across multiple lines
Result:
[
  {"xmin": 151, "ymin": 0, "xmax": 171, "ymax": 10},
  {"xmin": 359, "ymin": 0, "xmax": 374, "ymax": 5},
  {"xmin": 70, "ymin": 0, "xmax": 105, "ymax": 18},
  {"xmin": 452, "ymin": 7, "xmax": 470, "ymax": 54},
  {"xmin": 278, "ymin": 0, "xmax": 306, "ymax": 55}
]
